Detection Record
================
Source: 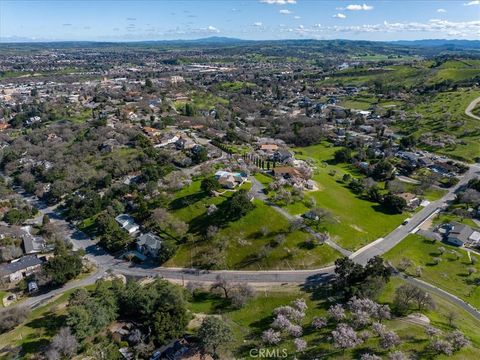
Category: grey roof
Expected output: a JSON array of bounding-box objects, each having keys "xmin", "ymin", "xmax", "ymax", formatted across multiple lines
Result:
[
  {"xmin": 136, "ymin": 233, "xmax": 162, "ymax": 251},
  {"xmin": 0, "ymin": 255, "xmax": 43, "ymax": 276},
  {"xmin": 448, "ymin": 222, "xmax": 473, "ymax": 243},
  {"xmin": 22, "ymin": 234, "xmax": 46, "ymax": 254}
]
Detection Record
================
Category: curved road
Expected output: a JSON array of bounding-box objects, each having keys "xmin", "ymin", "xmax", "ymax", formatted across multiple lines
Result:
[
  {"xmin": 5, "ymin": 162, "xmax": 480, "ymax": 317},
  {"xmin": 465, "ymin": 96, "xmax": 480, "ymax": 121}
]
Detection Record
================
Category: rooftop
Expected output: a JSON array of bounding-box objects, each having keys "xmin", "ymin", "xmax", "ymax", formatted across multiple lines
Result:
[{"xmin": 0, "ymin": 255, "xmax": 43, "ymax": 277}]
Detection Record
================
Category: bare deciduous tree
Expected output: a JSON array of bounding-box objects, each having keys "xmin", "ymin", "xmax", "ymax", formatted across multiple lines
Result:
[
  {"xmin": 211, "ymin": 274, "xmax": 234, "ymax": 299},
  {"xmin": 46, "ymin": 327, "xmax": 78, "ymax": 359}
]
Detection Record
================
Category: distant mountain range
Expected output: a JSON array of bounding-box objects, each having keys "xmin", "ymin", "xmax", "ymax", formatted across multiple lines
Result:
[
  {"xmin": 389, "ymin": 39, "xmax": 480, "ymax": 49},
  {"xmin": 0, "ymin": 36, "xmax": 479, "ymax": 53}
]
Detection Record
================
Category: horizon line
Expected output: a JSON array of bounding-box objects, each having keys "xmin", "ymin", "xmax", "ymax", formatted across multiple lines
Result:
[{"xmin": 0, "ymin": 36, "xmax": 478, "ymax": 45}]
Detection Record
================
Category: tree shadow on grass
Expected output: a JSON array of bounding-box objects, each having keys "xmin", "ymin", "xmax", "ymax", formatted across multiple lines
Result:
[
  {"xmin": 247, "ymin": 314, "xmax": 276, "ymax": 337},
  {"xmin": 234, "ymin": 254, "xmax": 262, "ymax": 269},
  {"xmin": 20, "ymin": 312, "xmax": 66, "ymax": 355},
  {"xmin": 25, "ymin": 312, "xmax": 66, "ymax": 336},
  {"xmin": 169, "ymin": 192, "xmax": 207, "ymax": 210},
  {"xmin": 191, "ymin": 292, "xmax": 231, "ymax": 314},
  {"xmin": 371, "ymin": 203, "xmax": 402, "ymax": 215},
  {"xmin": 187, "ymin": 199, "xmax": 248, "ymax": 235},
  {"xmin": 21, "ymin": 338, "xmax": 50, "ymax": 356}
]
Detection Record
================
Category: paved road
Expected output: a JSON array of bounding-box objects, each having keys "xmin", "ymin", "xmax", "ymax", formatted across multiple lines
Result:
[
  {"xmin": 20, "ymin": 269, "xmax": 106, "ymax": 309},
  {"xmin": 352, "ymin": 164, "xmax": 480, "ymax": 265},
  {"xmin": 465, "ymin": 96, "xmax": 480, "ymax": 121},
  {"xmin": 398, "ymin": 274, "xmax": 480, "ymax": 321},
  {"xmin": 3, "ymin": 163, "xmax": 480, "ymax": 312}
]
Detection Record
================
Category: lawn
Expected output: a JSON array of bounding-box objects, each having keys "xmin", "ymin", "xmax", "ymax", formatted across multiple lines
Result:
[
  {"xmin": 422, "ymin": 187, "xmax": 448, "ymax": 201},
  {"xmin": 291, "ymin": 143, "xmax": 410, "ymax": 251},
  {"xmin": 396, "ymin": 89, "xmax": 480, "ymax": 162},
  {"xmin": 255, "ymin": 173, "xmax": 274, "ymax": 186},
  {"xmin": 384, "ymin": 234, "xmax": 480, "ymax": 309},
  {"xmin": 188, "ymin": 277, "xmax": 480, "ymax": 359},
  {"xmin": 191, "ymin": 91, "xmax": 229, "ymax": 110},
  {"xmin": 321, "ymin": 61, "xmax": 480, "ymax": 90},
  {"xmin": 339, "ymin": 94, "xmax": 404, "ymax": 111},
  {"xmin": 167, "ymin": 199, "xmax": 341, "ymax": 270},
  {"xmin": 431, "ymin": 213, "xmax": 478, "ymax": 229},
  {"xmin": 379, "ymin": 277, "xmax": 480, "ymax": 355},
  {"xmin": 0, "ymin": 290, "xmax": 7, "ymax": 308},
  {"xmin": 3, "ymin": 278, "xmax": 480, "ymax": 359},
  {"xmin": 0, "ymin": 288, "xmax": 80, "ymax": 358}
]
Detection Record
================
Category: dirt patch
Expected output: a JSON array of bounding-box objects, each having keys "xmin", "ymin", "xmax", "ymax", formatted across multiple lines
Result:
[
  {"xmin": 403, "ymin": 313, "xmax": 431, "ymax": 326},
  {"xmin": 306, "ymin": 180, "xmax": 322, "ymax": 192},
  {"xmin": 188, "ymin": 313, "xmax": 222, "ymax": 330},
  {"xmin": 2, "ymin": 293, "xmax": 17, "ymax": 307},
  {"xmin": 420, "ymin": 216, "xmax": 435, "ymax": 231},
  {"xmin": 350, "ymin": 224, "xmax": 366, "ymax": 233}
]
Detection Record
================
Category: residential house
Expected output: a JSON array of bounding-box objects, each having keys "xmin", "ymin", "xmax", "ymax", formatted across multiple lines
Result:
[
  {"xmin": 431, "ymin": 161, "xmax": 457, "ymax": 176},
  {"xmin": 26, "ymin": 116, "xmax": 41, "ymax": 126},
  {"xmin": 22, "ymin": 233, "xmax": 52, "ymax": 254},
  {"xmin": 271, "ymin": 150, "xmax": 293, "ymax": 163},
  {"xmin": 397, "ymin": 192, "xmax": 421, "ymax": 210},
  {"xmin": 150, "ymin": 337, "xmax": 212, "ymax": 360},
  {"xmin": 0, "ymin": 255, "xmax": 44, "ymax": 283},
  {"xmin": 143, "ymin": 126, "xmax": 162, "ymax": 138},
  {"xmin": 170, "ymin": 76, "xmax": 185, "ymax": 84},
  {"xmin": 175, "ymin": 136, "xmax": 196, "ymax": 150},
  {"xmin": 136, "ymin": 233, "xmax": 162, "ymax": 258},
  {"xmin": 214, "ymin": 171, "xmax": 246, "ymax": 189},
  {"xmin": 272, "ymin": 166, "xmax": 301, "ymax": 179},
  {"xmin": 446, "ymin": 222, "xmax": 474, "ymax": 246},
  {"xmin": 0, "ymin": 122, "xmax": 11, "ymax": 132},
  {"xmin": 260, "ymin": 144, "xmax": 279, "ymax": 153},
  {"xmin": 115, "ymin": 214, "xmax": 140, "ymax": 235}
]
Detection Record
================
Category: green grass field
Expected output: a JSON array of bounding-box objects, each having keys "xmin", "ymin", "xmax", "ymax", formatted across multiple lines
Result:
[
  {"xmin": 384, "ymin": 234, "xmax": 480, "ymax": 309},
  {"xmin": 254, "ymin": 173, "xmax": 274, "ymax": 186},
  {"xmin": 291, "ymin": 144, "xmax": 409, "ymax": 251},
  {"xmin": 167, "ymin": 199, "xmax": 341, "ymax": 270},
  {"xmin": 395, "ymin": 89, "xmax": 480, "ymax": 162},
  {"xmin": 431, "ymin": 213, "xmax": 478, "ymax": 229},
  {"xmin": 321, "ymin": 60, "xmax": 480, "ymax": 90},
  {"xmin": 188, "ymin": 277, "xmax": 480, "ymax": 359},
  {"xmin": 0, "ymin": 290, "xmax": 7, "ymax": 308},
  {"xmin": 0, "ymin": 288, "xmax": 82, "ymax": 358}
]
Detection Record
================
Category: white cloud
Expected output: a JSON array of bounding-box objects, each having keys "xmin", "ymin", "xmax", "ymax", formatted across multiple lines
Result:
[
  {"xmin": 294, "ymin": 15, "xmax": 301, "ymax": 19},
  {"xmin": 260, "ymin": 0, "xmax": 296, "ymax": 4},
  {"xmin": 333, "ymin": 13, "xmax": 347, "ymax": 18},
  {"xmin": 346, "ymin": 3, "xmax": 373, "ymax": 11},
  {"xmin": 279, "ymin": 9, "xmax": 292, "ymax": 14},
  {"xmin": 280, "ymin": 18, "xmax": 479, "ymax": 39},
  {"xmin": 437, "ymin": 8, "xmax": 447, "ymax": 12},
  {"xmin": 464, "ymin": 0, "xmax": 479, "ymax": 5},
  {"xmin": 206, "ymin": 25, "xmax": 220, "ymax": 33},
  {"xmin": 253, "ymin": 22, "xmax": 263, "ymax": 27}
]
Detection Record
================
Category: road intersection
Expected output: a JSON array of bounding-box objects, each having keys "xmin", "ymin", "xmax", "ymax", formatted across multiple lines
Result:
[{"xmin": 5, "ymin": 163, "xmax": 480, "ymax": 319}]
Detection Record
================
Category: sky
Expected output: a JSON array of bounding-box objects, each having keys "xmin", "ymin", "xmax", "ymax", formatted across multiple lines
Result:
[{"xmin": 0, "ymin": 0, "xmax": 479, "ymax": 42}]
